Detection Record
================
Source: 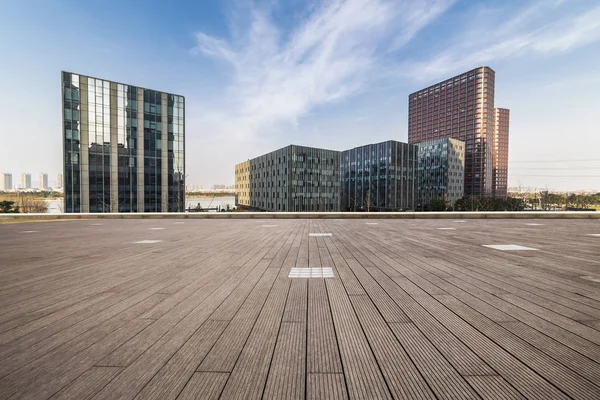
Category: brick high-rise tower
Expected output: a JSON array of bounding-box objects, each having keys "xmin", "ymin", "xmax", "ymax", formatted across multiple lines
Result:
[{"xmin": 408, "ymin": 66, "xmax": 509, "ymax": 198}]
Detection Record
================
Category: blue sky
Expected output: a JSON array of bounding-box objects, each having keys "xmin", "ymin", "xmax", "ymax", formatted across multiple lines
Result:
[{"xmin": 1, "ymin": 0, "xmax": 599, "ymax": 191}]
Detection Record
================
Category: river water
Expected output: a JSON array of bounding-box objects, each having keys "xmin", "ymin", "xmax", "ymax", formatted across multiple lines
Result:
[{"xmin": 45, "ymin": 196, "xmax": 236, "ymax": 213}]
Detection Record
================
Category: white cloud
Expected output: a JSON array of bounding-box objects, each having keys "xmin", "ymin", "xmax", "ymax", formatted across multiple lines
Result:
[
  {"xmin": 400, "ymin": 3, "xmax": 600, "ymax": 81},
  {"xmin": 191, "ymin": 0, "xmax": 454, "ymax": 142}
]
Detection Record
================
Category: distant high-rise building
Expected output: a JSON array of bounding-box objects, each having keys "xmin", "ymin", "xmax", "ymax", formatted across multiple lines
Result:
[
  {"xmin": 62, "ymin": 71, "xmax": 185, "ymax": 212},
  {"xmin": 340, "ymin": 140, "xmax": 417, "ymax": 211},
  {"xmin": 21, "ymin": 173, "xmax": 31, "ymax": 189},
  {"xmin": 56, "ymin": 173, "xmax": 63, "ymax": 189},
  {"xmin": 39, "ymin": 173, "xmax": 49, "ymax": 189},
  {"xmin": 408, "ymin": 66, "xmax": 509, "ymax": 198},
  {"xmin": 0, "ymin": 173, "xmax": 12, "ymax": 190},
  {"xmin": 416, "ymin": 138, "xmax": 465, "ymax": 208},
  {"xmin": 493, "ymin": 108, "xmax": 509, "ymax": 199},
  {"xmin": 235, "ymin": 145, "xmax": 340, "ymax": 212}
]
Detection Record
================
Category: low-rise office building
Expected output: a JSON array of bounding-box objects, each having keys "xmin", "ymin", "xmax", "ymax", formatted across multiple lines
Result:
[
  {"xmin": 416, "ymin": 138, "xmax": 465, "ymax": 208},
  {"xmin": 340, "ymin": 140, "xmax": 417, "ymax": 211},
  {"xmin": 234, "ymin": 160, "xmax": 250, "ymax": 208},
  {"xmin": 235, "ymin": 145, "xmax": 340, "ymax": 212}
]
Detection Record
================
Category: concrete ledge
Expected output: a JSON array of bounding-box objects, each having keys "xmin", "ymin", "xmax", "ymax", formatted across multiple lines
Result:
[{"xmin": 0, "ymin": 211, "xmax": 598, "ymax": 221}]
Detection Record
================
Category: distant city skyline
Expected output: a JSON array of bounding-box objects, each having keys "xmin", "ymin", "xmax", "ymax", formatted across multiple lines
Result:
[{"xmin": 1, "ymin": 0, "xmax": 599, "ymax": 191}]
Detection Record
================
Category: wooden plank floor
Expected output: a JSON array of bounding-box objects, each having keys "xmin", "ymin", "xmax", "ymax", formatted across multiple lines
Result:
[{"xmin": 0, "ymin": 218, "xmax": 599, "ymax": 400}]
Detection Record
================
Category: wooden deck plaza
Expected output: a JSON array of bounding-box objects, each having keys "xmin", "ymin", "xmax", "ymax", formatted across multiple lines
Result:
[{"xmin": 0, "ymin": 218, "xmax": 599, "ymax": 400}]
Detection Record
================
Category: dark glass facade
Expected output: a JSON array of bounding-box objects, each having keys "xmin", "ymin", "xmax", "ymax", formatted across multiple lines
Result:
[
  {"xmin": 416, "ymin": 138, "xmax": 465, "ymax": 208},
  {"xmin": 237, "ymin": 145, "xmax": 340, "ymax": 212},
  {"xmin": 340, "ymin": 141, "xmax": 417, "ymax": 211},
  {"xmin": 62, "ymin": 72, "xmax": 184, "ymax": 213}
]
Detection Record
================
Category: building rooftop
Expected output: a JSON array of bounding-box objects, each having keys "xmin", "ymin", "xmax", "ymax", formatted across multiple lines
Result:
[{"xmin": 0, "ymin": 218, "xmax": 599, "ymax": 399}]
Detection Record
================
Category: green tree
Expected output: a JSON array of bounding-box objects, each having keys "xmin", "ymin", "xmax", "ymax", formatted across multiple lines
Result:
[
  {"xmin": 429, "ymin": 198, "xmax": 448, "ymax": 211},
  {"xmin": 0, "ymin": 200, "xmax": 20, "ymax": 213}
]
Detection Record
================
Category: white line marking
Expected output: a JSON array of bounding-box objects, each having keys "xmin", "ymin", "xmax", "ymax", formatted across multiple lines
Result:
[
  {"xmin": 586, "ymin": 234, "xmax": 600, "ymax": 237},
  {"xmin": 483, "ymin": 244, "xmax": 538, "ymax": 251},
  {"xmin": 91, "ymin": 223, "xmax": 103, "ymax": 226},
  {"xmin": 453, "ymin": 220, "xmax": 466, "ymax": 223},
  {"xmin": 288, "ymin": 267, "xmax": 334, "ymax": 278},
  {"xmin": 437, "ymin": 228, "xmax": 456, "ymax": 230},
  {"xmin": 149, "ymin": 228, "xmax": 165, "ymax": 230},
  {"xmin": 134, "ymin": 240, "xmax": 163, "ymax": 244},
  {"xmin": 174, "ymin": 222, "xmax": 185, "ymax": 224},
  {"xmin": 20, "ymin": 231, "xmax": 39, "ymax": 233},
  {"xmin": 525, "ymin": 223, "xmax": 545, "ymax": 226},
  {"xmin": 309, "ymin": 233, "xmax": 332, "ymax": 237},
  {"xmin": 262, "ymin": 225, "xmax": 278, "ymax": 227},
  {"xmin": 366, "ymin": 222, "xmax": 379, "ymax": 225},
  {"xmin": 581, "ymin": 275, "xmax": 600, "ymax": 283}
]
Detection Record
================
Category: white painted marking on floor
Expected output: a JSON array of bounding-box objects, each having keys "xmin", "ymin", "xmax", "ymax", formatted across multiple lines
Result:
[
  {"xmin": 133, "ymin": 240, "xmax": 163, "ymax": 244},
  {"xmin": 483, "ymin": 244, "xmax": 538, "ymax": 251},
  {"xmin": 174, "ymin": 222, "xmax": 185, "ymax": 224},
  {"xmin": 309, "ymin": 233, "xmax": 332, "ymax": 237},
  {"xmin": 91, "ymin": 223, "xmax": 103, "ymax": 226},
  {"xmin": 525, "ymin": 223, "xmax": 545, "ymax": 226},
  {"xmin": 586, "ymin": 234, "xmax": 600, "ymax": 237},
  {"xmin": 437, "ymin": 228, "xmax": 456, "ymax": 230},
  {"xmin": 149, "ymin": 228, "xmax": 165, "ymax": 230},
  {"xmin": 288, "ymin": 267, "xmax": 334, "ymax": 278},
  {"xmin": 453, "ymin": 220, "xmax": 466, "ymax": 223},
  {"xmin": 20, "ymin": 231, "xmax": 38, "ymax": 233},
  {"xmin": 262, "ymin": 225, "xmax": 278, "ymax": 227},
  {"xmin": 366, "ymin": 222, "xmax": 379, "ymax": 225},
  {"xmin": 581, "ymin": 275, "xmax": 600, "ymax": 283}
]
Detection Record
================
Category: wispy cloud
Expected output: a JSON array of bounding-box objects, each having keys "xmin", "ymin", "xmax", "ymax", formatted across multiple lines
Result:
[
  {"xmin": 191, "ymin": 0, "xmax": 454, "ymax": 142},
  {"xmin": 402, "ymin": 1, "xmax": 600, "ymax": 81}
]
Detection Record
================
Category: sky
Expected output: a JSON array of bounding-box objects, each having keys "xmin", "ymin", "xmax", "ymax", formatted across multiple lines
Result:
[{"xmin": 1, "ymin": 0, "xmax": 599, "ymax": 191}]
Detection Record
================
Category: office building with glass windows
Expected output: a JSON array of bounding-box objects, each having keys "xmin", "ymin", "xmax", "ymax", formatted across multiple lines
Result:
[
  {"xmin": 62, "ymin": 72, "xmax": 185, "ymax": 213},
  {"xmin": 340, "ymin": 140, "xmax": 417, "ymax": 211},
  {"xmin": 408, "ymin": 66, "xmax": 509, "ymax": 198},
  {"xmin": 235, "ymin": 145, "xmax": 340, "ymax": 212},
  {"xmin": 416, "ymin": 138, "xmax": 465, "ymax": 208}
]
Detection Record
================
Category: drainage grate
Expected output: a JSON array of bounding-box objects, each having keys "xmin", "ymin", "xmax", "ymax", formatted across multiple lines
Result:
[{"xmin": 288, "ymin": 267, "xmax": 334, "ymax": 278}]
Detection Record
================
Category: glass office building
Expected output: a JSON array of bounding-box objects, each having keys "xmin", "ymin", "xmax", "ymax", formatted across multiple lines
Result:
[
  {"xmin": 416, "ymin": 138, "xmax": 465, "ymax": 208},
  {"xmin": 340, "ymin": 141, "xmax": 417, "ymax": 211},
  {"xmin": 62, "ymin": 72, "xmax": 185, "ymax": 212},
  {"xmin": 236, "ymin": 145, "xmax": 340, "ymax": 212}
]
